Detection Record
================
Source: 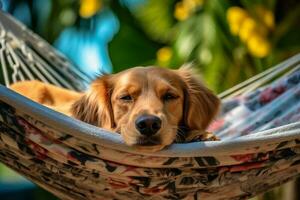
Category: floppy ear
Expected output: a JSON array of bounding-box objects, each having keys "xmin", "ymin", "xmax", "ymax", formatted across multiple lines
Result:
[
  {"xmin": 177, "ymin": 65, "xmax": 220, "ymax": 132},
  {"xmin": 71, "ymin": 75, "xmax": 115, "ymax": 129}
]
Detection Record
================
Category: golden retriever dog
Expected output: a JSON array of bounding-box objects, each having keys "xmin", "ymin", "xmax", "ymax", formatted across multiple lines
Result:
[{"xmin": 10, "ymin": 66, "xmax": 220, "ymax": 152}]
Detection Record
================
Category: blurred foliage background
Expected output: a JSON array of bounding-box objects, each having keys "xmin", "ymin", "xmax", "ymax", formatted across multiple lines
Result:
[{"xmin": 0, "ymin": 0, "xmax": 299, "ymax": 199}]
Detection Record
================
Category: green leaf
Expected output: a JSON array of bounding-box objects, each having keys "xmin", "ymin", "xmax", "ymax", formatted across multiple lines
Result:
[
  {"xmin": 133, "ymin": 0, "xmax": 177, "ymax": 43},
  {"xmin": 109, "ymin": 1, "xmax": 161, "ymax": 72}
]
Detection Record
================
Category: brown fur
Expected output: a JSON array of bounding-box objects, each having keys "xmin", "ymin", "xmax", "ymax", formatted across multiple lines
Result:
[{"xmin": 10, "ymin": 66, "xmax": 220, "ymax": 152}]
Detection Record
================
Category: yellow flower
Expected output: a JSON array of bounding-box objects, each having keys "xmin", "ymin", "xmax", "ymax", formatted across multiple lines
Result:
[
  {"xmin": 174, "ymin": 0, "xmax": 204, "ymax": 21},
  {"xmin": 80, "ymin": 0, "xmax": 102, "ymax": 18},
  {"xmin": 264, "ymin": 10, "xmax": 275, "ymax": 29},
  {"xmin": 157, "ymin": 47, "xmax": 173, "ymax": 63},
  {"xmin": 183, "ymin": 0, "xmax": 204, "ymax": 10},
  {"xmin": 226, "ymin": 7, "xmax": 248, "ymax": 35},
  {"xmin": 174, "ymin": 2, "xmax": 190, "ymax": 21},
  {"xmin": 247, "ymin": 34, "xmax": 270, "ymax": 58},
  {"xmin": 229, "ymin": 22, "xmax": 240, "ymax": 36},
  {"xmin": 255, "ymin": 6, "xmax": 275, "ymax": 29},
  {"xmin": 239, "ymin": 17, "xmax": 257, "ymax": 42},
  {"xmin": 227, "ymin": 7, "xmax": 248, "ymax": 24}
]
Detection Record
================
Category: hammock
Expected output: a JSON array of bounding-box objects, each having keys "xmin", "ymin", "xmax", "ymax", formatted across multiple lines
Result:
[{"xmin": 0, "ymin": 10, "xmax": 300, "ymax": 200}]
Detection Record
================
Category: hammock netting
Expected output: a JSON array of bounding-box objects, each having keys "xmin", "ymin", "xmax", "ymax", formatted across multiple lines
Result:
[{"xmin": 0, "ymin": 10, "xmax": 300, "ymax": 200}]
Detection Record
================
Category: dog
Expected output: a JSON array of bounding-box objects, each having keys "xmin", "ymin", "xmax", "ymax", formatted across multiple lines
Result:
[{"xmin": 10, "ymin": 65, "xmax": 220, "ymax": 152}]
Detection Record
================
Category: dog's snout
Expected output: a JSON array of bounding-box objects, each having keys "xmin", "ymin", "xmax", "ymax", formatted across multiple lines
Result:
[{"xmin": 135, "ymin": 115, "xmax": 161, "ymax": 136}]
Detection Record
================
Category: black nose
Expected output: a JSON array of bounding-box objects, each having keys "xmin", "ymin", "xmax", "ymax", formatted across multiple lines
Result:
[{"xmin": 135, "ymin": 115, "xmax": 162, "ymax": 136}]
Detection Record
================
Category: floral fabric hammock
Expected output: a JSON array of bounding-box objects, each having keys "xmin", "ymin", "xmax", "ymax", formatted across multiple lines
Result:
[{"xmin": 0, "ymin": 10, "xmax": 300, "ymax": 200}]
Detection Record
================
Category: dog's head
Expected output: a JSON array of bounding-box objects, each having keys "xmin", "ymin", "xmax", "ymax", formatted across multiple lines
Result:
[{"xmin": 71, "ymin": 66, "xmax": 220, "ymax": 152}]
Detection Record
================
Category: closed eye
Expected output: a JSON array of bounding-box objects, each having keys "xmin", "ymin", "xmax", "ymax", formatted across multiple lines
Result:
[
  {"xmin": 120, "ymin": 95, "xmax": 133, "ymax": 101},
  {"xmin": 163, "ymin": 93, "xmax": 179, "ymax": 101}
]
